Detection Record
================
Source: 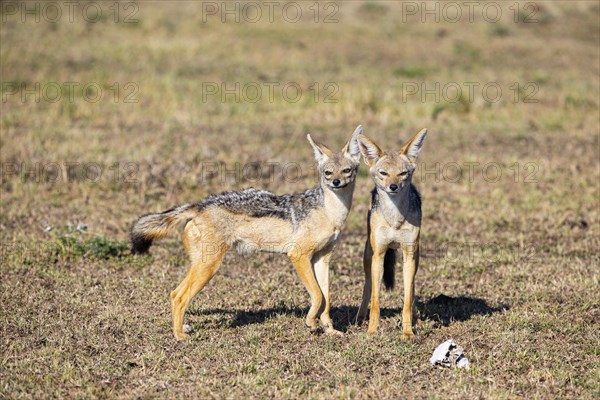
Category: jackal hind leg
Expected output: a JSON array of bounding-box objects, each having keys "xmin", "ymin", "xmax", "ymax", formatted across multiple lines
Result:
[
  {"xmin": 355, "ymin": 238, "xmax": 373, "ymax": 325},
  {"xmin": 170, "ymin": 218, "xmax": 229, "ymax": 340}
]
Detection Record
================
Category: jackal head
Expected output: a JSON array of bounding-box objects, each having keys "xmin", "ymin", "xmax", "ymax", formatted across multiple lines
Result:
[
  {"xmin": 357, "ymin": 128, "xmax": 428, "ymax": 195},
  {"xmin": 306, "ymin": 125, "xmax": 362, "ymax": 191}
]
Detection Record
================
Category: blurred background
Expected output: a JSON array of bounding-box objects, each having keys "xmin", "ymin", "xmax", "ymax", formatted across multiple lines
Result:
[{"xmin": 1, "ymin": 1, "xmax": 598, "ymax": 398}]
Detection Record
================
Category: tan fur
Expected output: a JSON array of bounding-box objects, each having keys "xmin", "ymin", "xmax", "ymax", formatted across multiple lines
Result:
[
  {"xmin": 168, "ymin": 186, "xmax": 352, "ymax": 339},
  {"xmin": 141, "ymin": 127, "xmax": 363, "ymax": 340},
  {"xmin": 355, "ymin": 129, "xmax": 427, "ymax": 339}
]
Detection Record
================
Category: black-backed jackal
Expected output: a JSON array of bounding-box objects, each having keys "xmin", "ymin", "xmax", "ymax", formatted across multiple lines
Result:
[
  {"xmin": 130, "ymin": 126, "xmax": 362, "ymax": 339},
  {"xmin": 354, "ymin": 128, "xmax": 428, "ymax": 339}
]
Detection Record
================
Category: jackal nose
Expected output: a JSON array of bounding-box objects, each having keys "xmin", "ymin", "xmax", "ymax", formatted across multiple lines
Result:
[
  {"xmin": 389, "ymin": 184, "xmax": 399, "ymax": 191},
  {"xmin": 332, "ymin": 179, "xmax": 341, "ymax": 187}
]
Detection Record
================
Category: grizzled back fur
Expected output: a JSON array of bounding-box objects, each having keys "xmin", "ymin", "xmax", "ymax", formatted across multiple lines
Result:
[{"xmin": 194, "ymin": 187, "xmax": 324, "ymax": 228}]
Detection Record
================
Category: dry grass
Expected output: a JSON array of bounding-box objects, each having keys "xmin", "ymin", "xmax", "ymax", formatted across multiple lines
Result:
[{"xmin": 1, "ymin": 1, "xmax": 599, "ymax": 399}]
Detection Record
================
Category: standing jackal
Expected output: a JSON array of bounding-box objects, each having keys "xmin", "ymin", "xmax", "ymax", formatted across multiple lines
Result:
[
  {"xmin": 130, "ymin": 126, "xmax": 362, "ymax": 339},
  {"xmin": 354, "ymin": 128, "xmax": 427, "ymax": 339}
]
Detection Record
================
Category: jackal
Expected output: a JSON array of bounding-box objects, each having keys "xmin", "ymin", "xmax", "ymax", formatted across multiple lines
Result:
[
  {"xmin": 354, "ymin": 128, "xmax": 427, "ymax": 339},
  {"xmin": 130, "ymin": 126, "xmax": 362, "ymax": 339}
]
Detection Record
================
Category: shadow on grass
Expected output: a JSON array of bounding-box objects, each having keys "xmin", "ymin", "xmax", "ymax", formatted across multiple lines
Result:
[
  {"xmin": 416, "ymin": 294, "xmax": 509, "ymax": 327},
  {"xmin": 187, "ymin": 306, "xmax": 306, "ymax": 328},
  {"xmin": 188, "ymin": 294, "xmax": 508, "ymax": 332}
]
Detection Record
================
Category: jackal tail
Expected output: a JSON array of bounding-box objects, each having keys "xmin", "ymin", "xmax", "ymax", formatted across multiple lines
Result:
[
  {"xmin": 383, "ymin": 249, "xmax": 396, "ymax": 290},
  {"xmin": 130, "ymin": 204, "xmax": 197, "ymax": 254}
]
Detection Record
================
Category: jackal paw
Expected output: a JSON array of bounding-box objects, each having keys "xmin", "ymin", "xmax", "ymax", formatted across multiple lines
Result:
[
  {"xmin": 173, "ymin": 324, "xmax": 192, "ymax": 340},
  {"xmin": 307, "ymin": 326, "xmax": 320, "ymax": 335},
  {"xmin": 325, "ymin": 328, "xmax": 343, "ymax": 336},
  {"xmin": 306, "ymin": 321, "xmax": 320, "ymax": 334},
  {"xmin": 367, "ymin": 323, "xmax": 379, "ymax": 335},
  {"xmin": 174, "ymin": 332, "xmax": 190, "ymax": 341},
  {"xmin": 402, "ymin": 331, "xmax": 415, "ymax": 341}
]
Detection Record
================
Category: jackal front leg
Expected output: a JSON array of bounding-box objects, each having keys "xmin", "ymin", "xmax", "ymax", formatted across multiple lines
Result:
[
  {"xmin": 289, "ymin": 252, "xmax": 323, "ymax": 333},
  {"xmin": 367, "ymin": 246, "xmax": 386, "ymax": 335},
  {"xmin": 401, "ymin": 242, "xmax": 419, "ymax": 340},
  {"xmin": 313, "ymin": 245, "xmax": 342, "ymax": 335}
]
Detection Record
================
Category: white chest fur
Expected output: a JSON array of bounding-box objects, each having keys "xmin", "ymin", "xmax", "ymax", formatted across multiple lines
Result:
[
  {"xmin": 377, "ymin": 191, "xmax": 406, "ymax": 229},
  {"xmin": 373, "ymin": 189, "xmax": 420, "ymax": 247},
  {"xmin": 322, "ymin": 185, "xmax": 353, "ymax": 229}
]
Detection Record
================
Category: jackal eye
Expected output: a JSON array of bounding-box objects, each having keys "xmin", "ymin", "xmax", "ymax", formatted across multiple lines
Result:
[
  {"xmin": 400, "ymin": 171, "xmax": 408, "ymax": 176},
  {"xmin": 379, "ymin": 170, "xmax": 388, "ymax": 176},
  {"xmin": 324, "ymin": 170, "xmax": 333, "ymax": 176},
  {"xmin": 342, "ymin": 168, "xmax": 352, "ymax": 174}
]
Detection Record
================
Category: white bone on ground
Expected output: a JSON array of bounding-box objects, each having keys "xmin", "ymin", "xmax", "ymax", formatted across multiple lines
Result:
[{"xmin": 430, "ymin": 338, "xmax": 470, "ymax": 369}]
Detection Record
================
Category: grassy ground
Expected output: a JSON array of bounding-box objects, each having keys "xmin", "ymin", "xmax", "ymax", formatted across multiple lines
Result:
[{"xmin": 1, "ymin": 1, "xmax": 599, "ymax": 399}]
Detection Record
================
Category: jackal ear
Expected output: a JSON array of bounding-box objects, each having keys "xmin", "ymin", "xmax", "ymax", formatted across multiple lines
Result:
[
  {"xmin": 357, "ymin": 134, "xmax": 383, "ymax": 167},
  {"xmin": 343, "ymin": 125, "xmax": 362, "ymax": 162},
  {"xmin": 306, "ymin": 134, "xmax": 332, "ymax": 164},
  {"xmin": 400, "ymin": 128, "xmax": 428, "ymax": 162}
]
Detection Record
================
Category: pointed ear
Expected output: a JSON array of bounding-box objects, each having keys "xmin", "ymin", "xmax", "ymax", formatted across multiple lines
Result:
[
  {"xmin": 357, "ymin": 134, "xmax": 383, "ymax": 167},
  {"xmin": 400, "ymin": 128, "xmax": 428, "ymax": 162},
  {"xmin": 343, "ymin": 125, "xmax": 362, "ymax": 162},
  {"xmin": 306, "ymin": 134, "xmax": 332, "ymax": 164}
]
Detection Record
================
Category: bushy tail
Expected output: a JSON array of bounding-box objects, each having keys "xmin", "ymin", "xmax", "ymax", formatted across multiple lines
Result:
[
  {"xmin": 130, "ymin": 204, "xmax": 197, "ymax": 254},
  {"xmin": 383, "ymin": 249, "xmax": 396, "ymax": 290}
]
